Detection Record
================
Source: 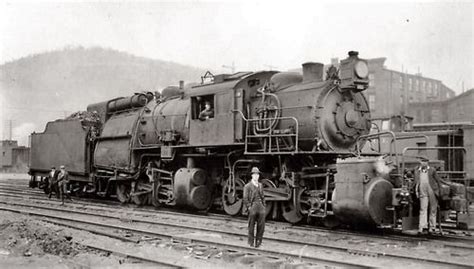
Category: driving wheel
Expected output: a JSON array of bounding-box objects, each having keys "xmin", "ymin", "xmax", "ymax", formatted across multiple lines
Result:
[
  {"xmin": 116, "ymin": 182, "xmax": 131, "ymax": 203},
  {"xmin": 131, "ymin": 193, "xmax": 148, "ymax": 205},
  {"xmin": 261, "ymin": 178, "xmax": 276, "ymax": 219},
  {"xmin": 222, "ymin": 178, "xmax": 245, "ymax": 216},
  {"xmin": 281, "ymin": 188, "xmax": 306, "ymax": 224}
]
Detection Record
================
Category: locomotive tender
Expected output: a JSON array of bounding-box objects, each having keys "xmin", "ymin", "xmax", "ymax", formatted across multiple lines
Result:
[{"xmin": 29, "ymin": 51, "xmax": 471, "ymax": 229}]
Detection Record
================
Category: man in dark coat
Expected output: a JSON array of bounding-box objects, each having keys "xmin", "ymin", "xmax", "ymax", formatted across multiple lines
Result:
[
  {"xmin": 48, "ymin": 166, "xmax": 60, "ymax": 199},
  {"xmin": 243, "ymin": 167, "xmax": 266, "ymax": 248},
  {"xmin": 414, "ymin": 158, "xmax": 449, "ymax": 234},
  {"xmin": 57, "ymin": 165, "xmax": 70, "ymax": 205},
  {"xmin": 198, "ymin": 101, "xmax": 214, "ymax": 120}
]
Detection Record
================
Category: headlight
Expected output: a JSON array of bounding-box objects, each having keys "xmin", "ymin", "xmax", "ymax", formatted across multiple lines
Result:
[{"xmin": 354, "ymin": 61, "xmax": 369, "ymax": 78}]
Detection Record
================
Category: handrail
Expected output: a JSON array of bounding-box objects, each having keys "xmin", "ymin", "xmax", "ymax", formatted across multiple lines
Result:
[
  {"xmin": 233, "ymin": 109, "xmax": 299, "ymax": 154},
  {"xmin": 355, "ymin": 131, "xmax": 399, "ymax": 174},
  {"xmin": 400, "ymin": 146, "xmax": 467, "ymax": 179},
  {"xmin": 356, "ymin": 131, "xmax": 396, "ymax": 156},
  {"xmin": 356, "ymin": 131, "xmax": 430, "ymax": 176},
  {"xmin": 246, "ymin": 116, "xmax": 299, "ymax": 153}
]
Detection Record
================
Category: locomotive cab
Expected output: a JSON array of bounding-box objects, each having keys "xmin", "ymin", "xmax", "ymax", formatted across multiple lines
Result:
[
  {"xmin": 188, "ymin": 71, "xmax": 277, "ymax": 146},
  {"xmin": 189, "ymin": 90, "xmax": 235, "ymax": 146}
]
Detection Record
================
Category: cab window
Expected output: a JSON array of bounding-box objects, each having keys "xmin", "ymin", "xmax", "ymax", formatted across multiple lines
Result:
[{"xmin": 191, "ymin": 95, "xmax": 215, "ymax": 120}]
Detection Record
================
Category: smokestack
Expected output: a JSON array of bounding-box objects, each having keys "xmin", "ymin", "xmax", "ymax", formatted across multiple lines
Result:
[
  {"xmin": 179, "ymin": 80, "xmax": 184, "ymax": 89},
  {"xmin": 302, "ymin": 62, "xmax": 324, "ymax": 82}
]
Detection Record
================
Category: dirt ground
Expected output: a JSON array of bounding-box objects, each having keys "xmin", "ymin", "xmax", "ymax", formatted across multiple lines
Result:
[
  {"xmin": 0, "ymin": 211, "xmax": 146, "ymax": 268},
  {"xmin": 0, "ymin": 211, "xmax": 261, "ymax": 268}
]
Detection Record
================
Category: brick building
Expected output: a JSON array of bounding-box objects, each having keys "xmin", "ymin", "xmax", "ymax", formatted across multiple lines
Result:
[
  {"xmin": 291, "ymin": 56, "xmax": 456, "ymax": 120},
  {"xmin": 363, "ymin": 58, "xmax": 455, "ymax": 119},
  {"xmin": 407, "ymin": 88, "xmax": 474, "ymax": 123},
  {"xmin": 0, "ymin": 140, "xmax": 30, "ymax": 172},
  {"xmin": 0, "ymin": 140, "xmax": 18, "ymax": 168}
]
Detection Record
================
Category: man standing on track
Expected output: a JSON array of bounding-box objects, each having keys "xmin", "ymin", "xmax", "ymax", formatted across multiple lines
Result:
[
  {"xmin": 48, "ymin": 166, "xmax": 60, "ymax": 199},
  {"xmin": 414, "ymin": 158, "xmax": 449, "ymax": 234},
  {"xmin": 57, "ymin": 165, "xmax": 71, "ymax": 205},
  {"xmin": 243, "ymin": 167, "xmax": 266, "ymax": 248}
]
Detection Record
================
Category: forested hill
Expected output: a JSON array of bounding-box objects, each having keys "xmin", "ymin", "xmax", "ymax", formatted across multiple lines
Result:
[{"xmin": 0, "ymin": 46, "xmax": 206, "ymax": 145}]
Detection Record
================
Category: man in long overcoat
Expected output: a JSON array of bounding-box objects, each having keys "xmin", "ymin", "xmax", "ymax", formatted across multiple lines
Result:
[
  {"xmin": 48, "ymin": 166, "xmax": 60, "ymax": 199},
  {"xmin": 57, "ymin": 165, "xmax": 71, "ymax": 205},
  {"xmin": 243, "ymin": 167, "xmax": 266, "ymax": 247}
]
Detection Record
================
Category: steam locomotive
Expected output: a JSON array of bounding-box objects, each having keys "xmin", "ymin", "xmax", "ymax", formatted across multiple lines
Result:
[{"xmin": 29, "ymin": 51, "xmax": 471, "ymax": 230}]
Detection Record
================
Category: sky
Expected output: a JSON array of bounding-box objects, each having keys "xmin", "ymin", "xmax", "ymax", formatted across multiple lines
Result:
[
  {"xmin": 0, "ymin": 0, "xmax": 473, "ymax": 144},
  {"xmin": 1, "ymin": 1, "xmax": 472, "ymax": 91}
]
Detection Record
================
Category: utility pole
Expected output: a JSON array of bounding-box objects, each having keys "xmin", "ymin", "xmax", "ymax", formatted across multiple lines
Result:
[
  {"xmin": 9, "ymin": 119, "xmax": 12, "ymax": 141},
  {"xmin": 222, "ymin": 61, "xmax": 236, "ymax": 73}
]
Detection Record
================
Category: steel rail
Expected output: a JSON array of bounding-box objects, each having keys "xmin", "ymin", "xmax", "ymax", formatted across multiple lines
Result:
[
  {"xmin": 0, "ymin": 186, "xmax": 472, "ymax": 246},
  {"xmin": 0, "ymin": 204, "xmax": 362, "ymax": 268},
  {"xmin": 0, "ymin": 200, "xmax": 472, "ymax": 268}
]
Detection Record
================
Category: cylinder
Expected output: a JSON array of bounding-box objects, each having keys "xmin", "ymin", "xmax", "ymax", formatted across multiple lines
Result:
[
  {"xmin": 173, "ymin": 168, "xmax": 210, "ymax": 210},
  {"xmin": 302, "ymin": 62, "xmax": 324, "ymax": 82},
  {"xmin": 189, "ymin": 185, "xmax": 211, "ymax": 210}
]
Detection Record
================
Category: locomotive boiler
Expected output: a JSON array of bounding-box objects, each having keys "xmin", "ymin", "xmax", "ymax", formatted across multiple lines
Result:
[{"xmin": 29, "ymin": 51, "xmax": 471, "ymax": 230}]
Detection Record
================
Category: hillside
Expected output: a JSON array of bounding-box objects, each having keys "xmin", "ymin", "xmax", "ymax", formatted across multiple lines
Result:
[{"xmin": 0, "ymin": 47, "xmax": 206, "ymax": 145}]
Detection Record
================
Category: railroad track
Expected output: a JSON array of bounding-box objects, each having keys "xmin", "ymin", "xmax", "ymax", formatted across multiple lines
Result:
[
  {"xmin": 0, "ymin": 202, "xmax": 360, "ymax": 268},
  {"xmin": 0, "ymin": 193, "xmax": 473, "ymax": 268},
  {"xmin": 0, "ymin": 182, "xmax": 472, "ymax": 247}
]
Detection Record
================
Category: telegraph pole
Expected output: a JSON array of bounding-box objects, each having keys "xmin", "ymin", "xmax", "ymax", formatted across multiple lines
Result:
[{"xmin": 9, "ymin": 120, "xmax": 12, "ymax": 140}]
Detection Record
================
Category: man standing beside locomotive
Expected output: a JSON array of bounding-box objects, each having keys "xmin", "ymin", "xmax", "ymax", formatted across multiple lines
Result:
[
  {"xmin": 57, "ymin": 165, "xmax": 71, "ymax": 205},
  {"xmin": 414, "ymin": 158, "xmax": 449, "ymax": 234},
  {"xmin": 243, "ymin": 167, "xmax": 266, "ymax": 248},
  {"xmin": 48, "ymin": 166, "xmax": 60, "ymax": 199}
]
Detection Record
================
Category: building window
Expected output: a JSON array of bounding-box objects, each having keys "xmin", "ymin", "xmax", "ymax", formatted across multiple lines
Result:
[
  {"xmin": 369, "ymin": 73, "xmax": 375, "ymax": 87},
  {"xmin": 432, "ymin": 109, "xmax": 440, "ymax": 122},
  {"xmin": 408, "ymin": 78, "xmax": 412, "ymax": 90},
  {"xmin": 368, "ymin": 94, "xmax": 375, "ymax": 111},
  {"xmin": 2, "ymin": 152, "xmax": 5, "ymax": 157}
]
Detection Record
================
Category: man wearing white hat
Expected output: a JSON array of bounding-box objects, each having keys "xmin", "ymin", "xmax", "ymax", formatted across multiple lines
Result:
[{"xmin": 243, "ymin": 167, "xmax": 266, "ymax": 247}]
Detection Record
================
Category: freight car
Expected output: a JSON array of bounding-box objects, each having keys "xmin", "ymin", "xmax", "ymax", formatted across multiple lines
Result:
[{"xmin": 29, "ymin": 51, "xmax": 472, "ymax": 230}]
